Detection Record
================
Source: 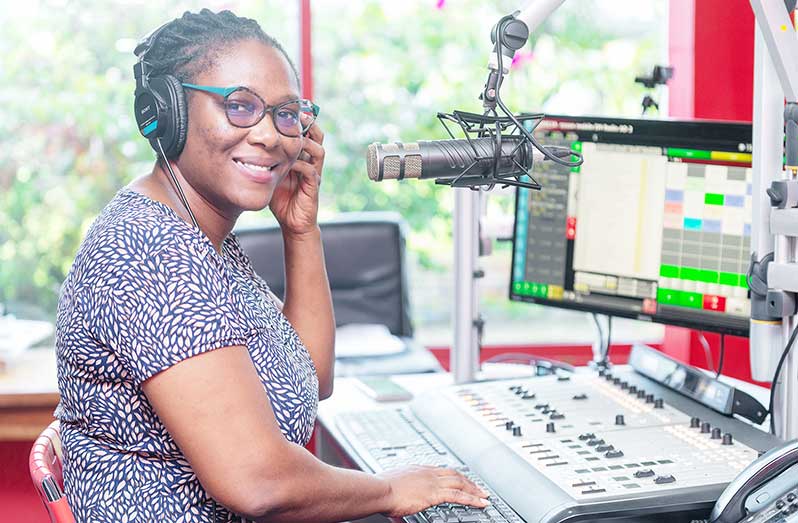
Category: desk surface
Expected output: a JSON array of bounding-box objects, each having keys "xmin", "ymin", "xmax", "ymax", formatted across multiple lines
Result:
[{"xmin": 0, "ymin": 348, "xmax": 59, "ymax": 440}]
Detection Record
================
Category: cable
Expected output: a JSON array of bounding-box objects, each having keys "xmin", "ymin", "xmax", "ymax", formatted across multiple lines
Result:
[
  {"xmin": 715, "ymin": 334, "xmax": 726, "ymax": 379},
  {"xmin": 769, "ymin": 322, "xmax": 798, "ymax": 434},
  {"xmin": 605, "ymin": 315, "xmax": 612, "ymax": 363},
  {"xmin": 489, "ymin": 16, "xmax": 582, "ymax": 168},
  {"xmin": 155, "ymin": 138, "xmax": 199, "ymax": 229},
  {"xmin": 697, "ymin": 332, "xmax": 715, "ymax": 374}
]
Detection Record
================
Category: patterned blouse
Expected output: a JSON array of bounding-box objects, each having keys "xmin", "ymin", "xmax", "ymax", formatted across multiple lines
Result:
[{"xmin": 54, "ymin": 188, "xmax": 319, "ymax": 523}]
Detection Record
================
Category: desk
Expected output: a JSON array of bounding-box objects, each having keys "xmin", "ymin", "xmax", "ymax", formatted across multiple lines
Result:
[{"xmin": 0, "ymin": 349, "xmax": 59, "ymax": 441}]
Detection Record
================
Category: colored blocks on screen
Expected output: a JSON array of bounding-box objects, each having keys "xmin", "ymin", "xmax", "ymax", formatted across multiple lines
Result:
[
  {"xmin": 680, "ymin": 267, "xmax": 701, "ymax": 281},
  {"xmin": 703, "ymin": 294, "xmax": 726, "ymax": 312},
  {"xmin": 683, "ymin": 218, "xmax": 702, "ymax": 230},
  {"xmin": 667, "ymin": 148, "xmax": 711, "ymax": 160},
  {"xmin": 659, "ymin": 264, "xmax": 679, "ymax": 278},
  {"xmin": 704, "ymin": 193, "xmax": 724, "ymax": 206},
  {"xmin": 657, "ymin": 288, "xmax": 681, "ymax": 305},
  {"xmin": 679, "ymin": 291, "xmax": 703, "ymax": 309},
  {"xmin": 719, "ymin": 272, "xmax": 739, "ymax": 286},
  {"xmin": 698, "ymin": 270, "xmax": 719, "ymax": 284}
]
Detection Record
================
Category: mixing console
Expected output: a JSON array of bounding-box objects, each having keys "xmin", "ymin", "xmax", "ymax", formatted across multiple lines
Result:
[
  {"xmin": 403, "ymin": 363, "xmax": 781, "ymax": 522},
  {"xmin": 444, "ymin": 371, "xmax": 758, "ymax": 501}
]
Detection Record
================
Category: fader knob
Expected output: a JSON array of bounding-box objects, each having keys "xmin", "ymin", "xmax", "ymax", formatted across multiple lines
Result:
[
  {"xmin": 701, "ymin": 422, "xmax": 711, "ymax": 434},
  {"xmin": 546, "ymin": 422, "xmax": 556, "ymax": 433},
  {"xmin": 722, "ymin": 433, "xmax": 734, "ymax": 445},
  {"xmin": 505, "ymin": 421, "xmax": 514, "ymax": 430},
  {"xmin": 711, "ymin": 428, "xmax": 722, "ymax": 439},
  {"xmin": 690, "ymin": 417, "xmax": 701, "ymax": 428},
  {"xmin": 615, "ymin": 414, "xmax": 626, "ymax": 426},
  {"xmin": 654, "ymin": 398, "xmax": 664, "ymax": 409},
  {"xmin": 512, "ymin": 426, "xmax": 522, "ymax": 437}
]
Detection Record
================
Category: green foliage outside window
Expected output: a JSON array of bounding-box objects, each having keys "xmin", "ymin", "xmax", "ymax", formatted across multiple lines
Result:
[{"xmin": 0, "ymin": 0, "xmax": 666, "ymax": 327}]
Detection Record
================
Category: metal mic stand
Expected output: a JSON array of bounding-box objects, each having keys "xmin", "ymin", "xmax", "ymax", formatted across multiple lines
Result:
[
  {"xmin": 748, "ymin": 0, "xmax": 798, "ymax": 440},
  {"xmin": 450, "ymin": 1, "xmax": 579, "ymax": 383}
]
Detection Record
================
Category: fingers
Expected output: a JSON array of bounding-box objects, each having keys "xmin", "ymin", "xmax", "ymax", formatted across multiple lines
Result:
[
  {"xmin": 438, "ymin": 475, "xmax": 490, "ymax": 500},
  {"xmin": 289, "ymin": 159, "xmax": 321, "ymax": 187},
  {"xmin": 439, "ymin": 488, "xmax": 490, "ymax": 508},
  {"xmin": 302, "ymin": 114, "xmax": 324, "ymax": 145},
  {"xmin": 298, "ymin": 137, "xmax": 325, "ymax": 168}
]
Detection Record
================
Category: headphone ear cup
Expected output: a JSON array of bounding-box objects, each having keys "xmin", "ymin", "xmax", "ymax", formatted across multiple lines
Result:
[{"xmin": 147, "ymin": 75, "xmax": 188, "ymax": 159}]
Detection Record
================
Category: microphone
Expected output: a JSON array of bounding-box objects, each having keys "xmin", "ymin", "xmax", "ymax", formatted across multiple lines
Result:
[{"xmin": 366, "ymin": 137, "xmax": 571, "ymax": 185}]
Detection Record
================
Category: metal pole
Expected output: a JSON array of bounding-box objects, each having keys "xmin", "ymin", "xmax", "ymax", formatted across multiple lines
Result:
[
  {"xmin": 750, "ymin": 26, "xmax": 786, "ymax": 389},
  {"xmin": 452, "ymin": 189, "xmax": 481, "ymax": 383}
]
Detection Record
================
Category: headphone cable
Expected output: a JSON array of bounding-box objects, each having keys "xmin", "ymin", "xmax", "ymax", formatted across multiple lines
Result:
[{"xmin": 155, "ymin": 138, "xmax": 200, "ymax": 229}]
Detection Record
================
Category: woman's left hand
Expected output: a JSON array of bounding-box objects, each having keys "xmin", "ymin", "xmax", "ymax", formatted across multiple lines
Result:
[{"xmin": 269, "ymin": 116, "xmax": 325, "ymax": 238}]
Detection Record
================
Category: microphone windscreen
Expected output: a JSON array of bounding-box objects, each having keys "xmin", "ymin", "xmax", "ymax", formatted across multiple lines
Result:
[
  {"xmin": 367, "ymin": 143, "xmax": 379, "ymax": 180},
  {"xmin": 366, "ymin": 142, "xmax": 423, "ymax": 181}
]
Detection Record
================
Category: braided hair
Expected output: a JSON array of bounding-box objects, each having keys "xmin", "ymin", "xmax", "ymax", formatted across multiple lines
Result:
[{"xmin": 141, "ymin": 8, "xmax": 299, "ymax": 86}]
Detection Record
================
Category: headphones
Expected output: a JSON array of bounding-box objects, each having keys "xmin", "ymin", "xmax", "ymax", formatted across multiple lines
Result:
[{"xmin": 133, "ymin": 23, "xmax": 189, "ymax": 159}]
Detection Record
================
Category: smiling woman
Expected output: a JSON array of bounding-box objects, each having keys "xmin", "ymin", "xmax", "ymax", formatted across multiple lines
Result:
[{"xmin": 52, "ymin": 8, "xmax": 489, "ymax": 523}]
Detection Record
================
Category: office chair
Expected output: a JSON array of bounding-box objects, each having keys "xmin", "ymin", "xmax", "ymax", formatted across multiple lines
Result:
[
  {"xmin": 236, "ymin": 212, "xmax": 441, "ymax": 375},
  {"xmin": 236, "ymin": 212, "xmax": 414, "ymax": 337},
  {"xmin": 29, "ymin": 420, "xmax": 75, "ymax": 523}
]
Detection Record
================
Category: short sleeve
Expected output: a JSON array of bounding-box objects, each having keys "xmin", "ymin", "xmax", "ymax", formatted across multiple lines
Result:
[{"xmin": 82, "ymin": 240, "xmax": 249, "ymax": 386}]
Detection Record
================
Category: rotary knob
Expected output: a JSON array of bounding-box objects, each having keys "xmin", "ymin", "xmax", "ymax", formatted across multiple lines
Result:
[
  {"xmin": 505, "ymin": 421, "xmax": 514, "ymax": 430},
  {"xmin": 701, "ymin": 422, "xmax": 711, "ymax": 434},
  {"xmin": 722, "ymin": 433, "xmax": 734, "ymax": 445},
  {"xmin": 637, "ymin": 390, "xmax": 646, "ymax": 399},
  {"xmin": 628, "ymin": 385, "xmax": 638, "ymax": 394},
  {"xmin": 690, "ymin": 417, "xmax": 701, "ymax": 428},
  {"xmin": 512, "ymin": 426, "xmax": 522, "ymax": 437},
  {"xmin": 615, "ymin": 414, "xmax": 625, "ymax": 426},
  {"xmin": 646, "ymin": 394, "xmax": 655, "ymax": 404},
  {"xmin": 711, "ymin": 428, "xmax": 722, "ymax": 440},
  {"xmin": 654, "ymin": 398, "xmax": 664, "ymax": 409},
  {"xmin": 546, "ymin": 422, "xmax": 556, "ymax": 433}
]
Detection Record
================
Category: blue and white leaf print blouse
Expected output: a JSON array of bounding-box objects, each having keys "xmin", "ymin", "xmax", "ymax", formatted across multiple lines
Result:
[{"xmin": 54, "ymin": 188, "xmax": 319, "ymax": 523}]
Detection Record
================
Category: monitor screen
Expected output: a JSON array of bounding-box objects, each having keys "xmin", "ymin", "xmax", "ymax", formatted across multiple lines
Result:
[{"xmin": 510, "ymin": 115, "xmax": 753, "ymax": 336}]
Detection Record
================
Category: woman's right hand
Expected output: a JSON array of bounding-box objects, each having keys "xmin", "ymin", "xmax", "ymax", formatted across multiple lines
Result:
[{"xmin": 378, "ymin": 466, "xmax": 491, "ymax": 518}]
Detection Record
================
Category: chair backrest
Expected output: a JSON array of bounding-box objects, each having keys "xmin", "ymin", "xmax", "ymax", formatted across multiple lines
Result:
[
  {"xmin": 236, "ymin": 212, "xmax": 414, "ymax": 338},
  {"xmin": 29, "ymin": 420, "xmax": 76, "ymax": 523}
]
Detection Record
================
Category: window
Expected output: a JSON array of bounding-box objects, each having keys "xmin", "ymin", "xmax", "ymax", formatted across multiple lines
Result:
[{"xmin": 2, "ymin": 0, "xmax": 667, "ymax": 351}]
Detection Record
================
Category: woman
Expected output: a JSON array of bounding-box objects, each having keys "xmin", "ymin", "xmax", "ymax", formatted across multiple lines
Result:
[{"xmin": 54, "ymin": 9, "xmax": 489, "ymax": 523}]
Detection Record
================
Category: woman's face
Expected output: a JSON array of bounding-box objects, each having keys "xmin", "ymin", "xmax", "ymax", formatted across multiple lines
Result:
[{"xmin": 176, "ymin": 39, "xmax": 303, "ymax": 217}]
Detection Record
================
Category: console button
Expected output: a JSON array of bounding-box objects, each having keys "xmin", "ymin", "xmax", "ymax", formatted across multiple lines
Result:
[
  {"xmin": 605, "ymin": 450, "xmax": 624, "ymax": 458},
  {"xmin": 654, "ymin": 475, "xmax": 676, "ymax": 484},
  {"xmin": 634, "ymin": 469, "xmax": 655, "ymax": 478}
]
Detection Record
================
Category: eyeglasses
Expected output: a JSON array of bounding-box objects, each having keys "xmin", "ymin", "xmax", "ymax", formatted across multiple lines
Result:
[{"xmin": 182, "ymin": 83, "xmax": 319, "ymax": 137}]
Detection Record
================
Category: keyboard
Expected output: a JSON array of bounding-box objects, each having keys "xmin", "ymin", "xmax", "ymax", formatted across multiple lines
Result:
[{"xmin": 335, "ymin": 408, "xmax": 524, "ymax": 523}]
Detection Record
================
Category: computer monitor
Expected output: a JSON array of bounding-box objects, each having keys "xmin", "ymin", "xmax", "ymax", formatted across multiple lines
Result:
[{"xmin": 510, "ymin": 115, "xmax": 753, "ymax": 336}]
